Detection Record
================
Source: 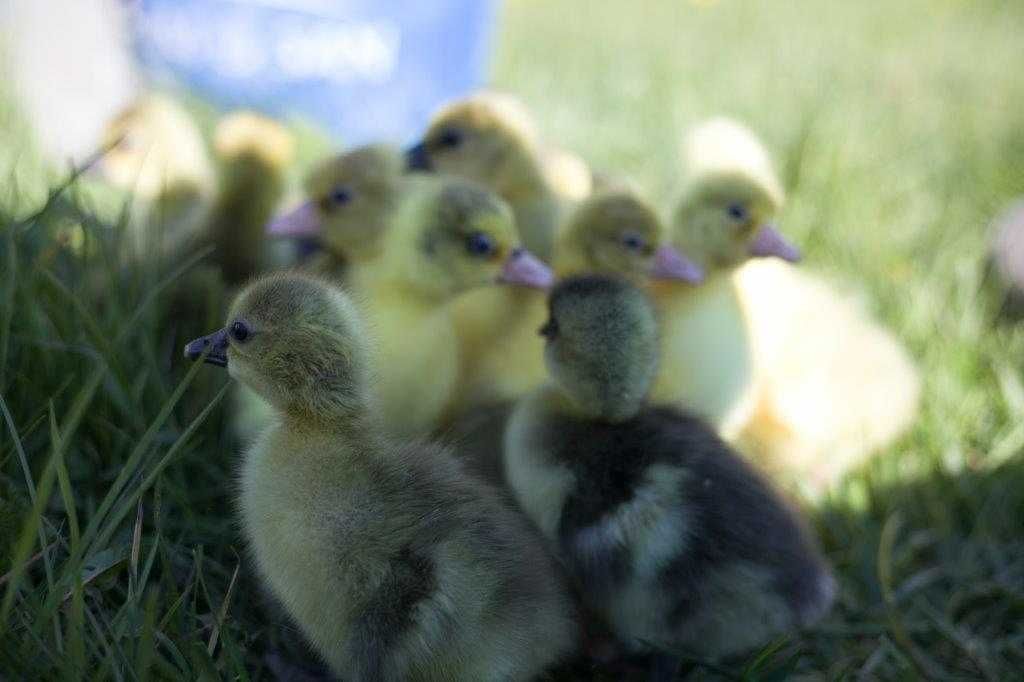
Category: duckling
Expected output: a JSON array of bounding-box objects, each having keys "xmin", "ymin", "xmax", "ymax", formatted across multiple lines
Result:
[
  {"xmin": 406, "ymin": 90, "xmax": 579, "ymax": 261},
  {"xmin": 95, "ymin": 93, "xmax": 215, "ymax": 259},
  {"xmin": 504, "ymin": 275, "xmax": 835, "ymax": 675},
  {"xmin": 267, "ymin": 143, "xmax": 405, "ymax": 274},
  {"xmin": 446, "ymin": 189, "xmax": 702, "ymax": 485},
  {"xmin": 349, "ymin": 177, "xmax": 552, "ymax": 438},
  {"xmin": 184, "ymin": 273, "xmax": 579, "ymax": 681},
  {"xmin": 649, "ymin": 118, "xmax": 800, "ymax": 438},
  {"xmin": 205, "ymin": 110, "xmax": 295, "ymax": 284}
]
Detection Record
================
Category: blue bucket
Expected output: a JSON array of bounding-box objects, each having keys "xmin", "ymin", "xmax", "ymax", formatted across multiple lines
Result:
[{"xmin": 129, "ymin": 0, "xmax": 500, "ymax": 144}]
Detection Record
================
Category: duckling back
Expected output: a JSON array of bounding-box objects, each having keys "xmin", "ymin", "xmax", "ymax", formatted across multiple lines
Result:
[{"xmin": 734, "ymin": 259, "xmax": 921, "ymax": 495}]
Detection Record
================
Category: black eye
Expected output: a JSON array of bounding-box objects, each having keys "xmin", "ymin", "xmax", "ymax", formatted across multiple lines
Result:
[
  {"xmin": 437, "ymin": 128, "xmax": 463, "ymax": 149},
  {"xmin": 465, "ymin": 231, "xmax": 495, "ymax": 257},
  {"xmin": 620, "ymin": 231, "xmax": 647, "ymax": 252},
  {"xmin": 539, "ymin": 318, "xmax": 559, "ymax": 340},
  {"xmin": 230, "ymin": 321, "xmax": 251, "ymax": 343},
  {"xmin": 328, "ymin": 186, "xmax": 352, "ymax": 207},
  {"xmin": 726, "ymin": 203, "xmax": 748, "ymax": 221}
]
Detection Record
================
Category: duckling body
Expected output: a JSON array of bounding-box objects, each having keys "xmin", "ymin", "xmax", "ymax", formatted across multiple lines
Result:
[
  {"xmin": 353, "ymin": 268, "xmax": 461, "ymax": 437},
  {"xmin": 650, "ymin": 273, "xmax": 755, "ymax": 437},
  {"xmin": 188, "ymin": 274, "xmax": 578, "ymax": 681},
  {"xmin": 735, "ymin": 259, "xmax": 921, "ymax": 493},
  {"xmin": 504, "ymin": 276, "xmax": 834, "ymax": 667}
]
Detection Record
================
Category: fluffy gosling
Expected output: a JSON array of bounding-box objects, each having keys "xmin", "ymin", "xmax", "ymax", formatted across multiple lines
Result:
[
  {"xmin": 504, "ymin": 275, "xmax": 835, "ymax": 677},
  {"xmin": 184, "ymin": 273, "xmax": 579, "ymax": 681}
]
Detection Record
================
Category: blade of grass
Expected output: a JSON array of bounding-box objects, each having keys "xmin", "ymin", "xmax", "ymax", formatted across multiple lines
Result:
[
  {"xmin": 80, "ymin": 356, "xmax": 211, "ymax": 554},
  {"xmin": 0, "ymin": 360, "xmax": 106, "ymax": 635},
  {"xmin": 0, "ymin": 229, "xmax": 16, "ymax": 389},
  {"xmin": 206, "ymin": 559, "xmax": 240, "ymax": 656}
]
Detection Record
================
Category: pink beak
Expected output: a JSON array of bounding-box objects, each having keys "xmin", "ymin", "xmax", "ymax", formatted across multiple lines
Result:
[
  {"xmin": 651, "ymin": 245, "xmax": 705, "ymax": 284},
  {"xmin": 749, "ymin": 224, "xmax": 801, "ymax": 262},
  {"xmin": 498, "ymin": 248, "xmax": 555, "ymax": 290},
  {"xmin": 267, "ymin": 200, "xmax": 321, "ymax": 237}
]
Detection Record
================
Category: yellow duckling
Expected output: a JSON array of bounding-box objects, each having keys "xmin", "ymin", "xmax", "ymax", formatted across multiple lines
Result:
[
  {"xmin": 266, "ymin": 143, "xmax": 405, "ymax": 272},
  {"xmin": 406, "ymin": 90, "xmax": 578, "ymax": 261},
  {"xmin": 184, "ymin": 273, "xmax": 579, "ymax": 681},
  {"xmin": 349, "ymin": 177, "xmax": 552, "ymax": 438},
  {"xmin": 205, "ymin": 110, "xmax": 295, "ymax": 284},
  {"xmin": 95, "ymin": 94, "xmax": 215, "ymax": 259},
  {"xmin": 504, "ymin": 275, "xmax": 834, "ymax": 677},
  {"xmin": 650, "ymin": 118, "xmax": 800, "ymax": 438}
]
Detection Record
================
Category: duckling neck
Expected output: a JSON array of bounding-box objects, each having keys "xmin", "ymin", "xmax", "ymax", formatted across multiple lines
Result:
[
  {"xmin": 542, "ymin": 383, "xmax": 643, "ymax": 424},
  {"xmin": 207, "ymin": 155, "xmax": 287, "ymax": 284}
]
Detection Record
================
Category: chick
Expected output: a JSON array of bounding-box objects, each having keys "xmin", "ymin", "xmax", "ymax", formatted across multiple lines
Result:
[
  {"xmin": 349, "ymin": 177, "xmax": 552, "ymax": 438},
  {"xmin": 95, "ymin": 94, "xmax": 215, "ymax": 258},
  {"xmin": 267, "ymin": 143, "xmax": 405, "ymax": 271},
  {"xmin": 650, "ymin": 118, "xmax": 800, "ymax": 438},
  {"xmin": 447, "ymin": 189, "xmax": 702, "ymax": 485},
  {"xmin": 205, "ymin": 110, "xmax": 295, "ymax": 284},
  {"xmin": 184, "ymin": 273, "xmax": 579, "ymax": 681},
  {"xmin": 406, "ymin": 90, "xmax": 578, "ymax": 261},
  {"xmin": 504, "ymin": 276, "xmax": 835, "ymax": 674}
]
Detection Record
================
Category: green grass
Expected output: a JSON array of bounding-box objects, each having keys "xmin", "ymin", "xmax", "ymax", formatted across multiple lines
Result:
[{"xmin": 2, "ymin": 0, "xmax": 1024, "ymax": 678}]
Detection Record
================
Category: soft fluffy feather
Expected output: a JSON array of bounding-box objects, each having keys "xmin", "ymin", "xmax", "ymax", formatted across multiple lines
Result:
[
  {"xmin": 189, "ymin": 273, "xmax": 579, "ymax": 681},
  {"xmin": 734, "ymin": 260, "xmax": 921, "ymax": 495}
]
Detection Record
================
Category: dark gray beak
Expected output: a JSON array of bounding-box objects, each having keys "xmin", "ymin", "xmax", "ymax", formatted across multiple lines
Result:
[
  {"xmin": 405, "ymin": 142, "xmax": 431, "ymax": 171},
  {"xmin": 184, "ymin": 328, "xmax": 229, "ymax": 368}
]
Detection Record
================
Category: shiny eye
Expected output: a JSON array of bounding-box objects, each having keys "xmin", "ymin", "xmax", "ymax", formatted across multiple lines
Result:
[
  {"xmin": 538, "ymin": 318, "xmax": 559, "ymax": 340},
  {"xmin": 328, "ymin": 186, "xmax": 353, "ymax": 206},
  {"xmin": 465, "ymin": 231, "xmax": 495, "ymax": 257},
  {"xmin": 726, "ymin": 203, "xmax": 748, "ymax": 221},
  {"xmin": 620, "ymin": 231, "xmax": 647, "ymax": 252},
  {"xmin": 438, "ymin": 128, "xmax": 463, "ymax": 149},
  {"xmin": 230, "ymin": 321, "xmax": 251, "ymax": 343}
]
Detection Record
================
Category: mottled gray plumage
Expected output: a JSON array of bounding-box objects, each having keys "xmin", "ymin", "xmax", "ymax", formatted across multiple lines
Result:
[{"xmin": 505, "ymin": 275, "xmax": 835, "ymax": 672}]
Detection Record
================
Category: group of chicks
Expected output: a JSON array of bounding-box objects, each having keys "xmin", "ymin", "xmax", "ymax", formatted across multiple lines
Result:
[{"xmin": 94, "ymin": 90, "xmax": 923, "ymax": 680}]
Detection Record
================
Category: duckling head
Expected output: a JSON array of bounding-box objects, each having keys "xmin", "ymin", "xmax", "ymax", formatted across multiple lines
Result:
[
  {"xmin": 96, "ymin": 94, "xmax": 213, "ymax": 200},
  {"xmin": 405, "ymin": 92, "xmax": 545, "ymax": 199},
  {"xmin": 540, "ymin": 275, "xmax": 659, "ymax": 422},
  {"xmin": 267, "ymin": 144, "xmax": 404, "ymax": 263},
  {"xmin": 184, "ymin": 273, "xmax": 373, "ymax": 424},
  {"xmin": 672, "ymin": 118, "xmax": 799, "ymax": 274},
  {"xmin": 382, "ymin": 178, "xmax": 553, "ymax": 300},
  {"xmin": 671, "ymin": 169, "xmax": 799, "ymax": 274},
  {"xmin": 556, "ymin": 190, "xmax": 705, "ymax": 285}
]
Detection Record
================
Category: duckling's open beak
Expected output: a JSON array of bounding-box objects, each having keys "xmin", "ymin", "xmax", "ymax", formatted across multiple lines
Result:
[
  {"xmin": 267, "ymin": 201, "xmax": 321, "ymax": 237},
  {"xmin": 405, "ymin": 142, "xmax": 432, "ymax": 171},
  {"xmin": 651, "ymin": 245, "xmax": 705, "ymax": 284},
  {"xmin": 183, "ymin": 329, "xmax": 229, "ymax": 368},
  {"xmin": 498, "ymin": 248, "xmax": 554, "ymax": 290},
  {"xmin": 749, "ymin": 223, "xmax": 801, "ymax": 262}
]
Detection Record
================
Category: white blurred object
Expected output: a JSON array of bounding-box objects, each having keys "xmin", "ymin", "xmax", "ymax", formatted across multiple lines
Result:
[{"xmin": 0, "ymin": 0, "xmax": 140, "ymax": 163}]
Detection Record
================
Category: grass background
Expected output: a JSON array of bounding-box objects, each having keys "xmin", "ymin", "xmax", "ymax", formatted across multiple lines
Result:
[{"xmin": 2, "ymin": 0, "xmax": 1024, "ymax": 678}]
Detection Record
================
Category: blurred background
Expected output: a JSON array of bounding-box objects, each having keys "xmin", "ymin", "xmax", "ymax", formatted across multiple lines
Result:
[{"xmin": 1, "ymin": 0, "xmax": 1023, "ymax": 679}]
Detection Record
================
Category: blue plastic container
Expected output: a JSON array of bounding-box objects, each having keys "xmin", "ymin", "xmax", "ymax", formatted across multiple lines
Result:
[{"xmin": 129, "ymin": 0, "xmax": 500, "ymax": 144}]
